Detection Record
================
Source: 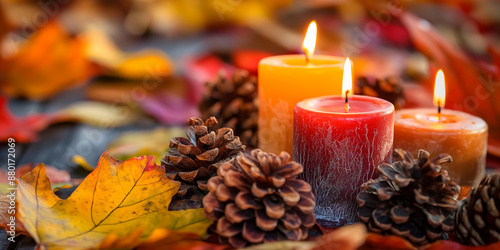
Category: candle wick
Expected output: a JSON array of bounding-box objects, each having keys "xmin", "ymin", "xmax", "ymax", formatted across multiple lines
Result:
[
  {"xmin": 305, "ymin": 53, "xmax": 310, "ymax": 64},
  {"xmin": 344, "ymin": 90, "xmax": 350, "ymax": 112},
  {"xmin": 437, "ymin": 100, "xmax": 441, "ymax": 122}
]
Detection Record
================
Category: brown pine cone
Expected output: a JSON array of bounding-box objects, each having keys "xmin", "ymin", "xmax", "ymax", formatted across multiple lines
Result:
[
  {"xmin": 455, "ymin": 174, "xmax": 500, "ymax": 246},
  {"xmin": 199, "ymin": 70, "xmax": 258, "ymax": 148},
  {"xmin": 203, "ymin": 149, "xmax": 316, "ymax": 248},
  {"xmin": 357, "ymin": 149, "xmax": 461, "ymax": 246},
  {"xmin": 161, "ymin": 117, "xmax": 245, "ymax": 206},
  {"xmin": 355, "ymin": 76, "xmax": 405, "ymax": 109}
]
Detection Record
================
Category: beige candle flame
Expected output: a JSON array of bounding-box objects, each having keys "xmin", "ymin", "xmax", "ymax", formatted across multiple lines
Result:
[
  {"xmin": 342, "ymin": 58, "xmax": 353, "ymax": 112},
  {"xmin": 434, "ymin": 70, "xmax": 446, "ymax": 116},
  {"xmin": 302, "ymin": 21, "xmax": 317, "ymax": 63}
]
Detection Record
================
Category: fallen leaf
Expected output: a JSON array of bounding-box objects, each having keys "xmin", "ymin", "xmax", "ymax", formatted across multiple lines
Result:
[
  {"xmin": 423, "ymin": 240, "xmax": 500, "ymax": 250},
  {"xmin": 359, "ymin": 233, "xmax": 414, "ymax": 250},
  {"xmin": 72, "ymin": 155, "xmax": 96, "ymax": 172},
  {"xmin": 0, "ymin": 97, "xmax": 55, "ymax": 143},
  {"xmin": 0, "ymin": 21, "xmax": 94, "ymax": 100},
  {"xmin": 458, "ymin": 185, "xmax": 472, "ymax": 201},
  {"xmin": 313, "ymin": 223, "xmax": 367, "ymax": 250},
  {"xmin": 138, "ymin": 91, "xmax": 200, "ymax": 125},
  {"xmin": 243, "ymin": 240, "xmax": 317, "ymax": 250},
  {"xmin": 0, "ymin": 163, "xmax": 71, "ymax": 194},
  {"xmin": 134, "ymin": 228, "xmax": 227, "ymax": 250},
  {"xmin": 16, "ymin": 152, "xmax": 212, "ymax": 249},
  {"xmin": 55, "ymin": 101, "xmax": 141, "ymax": 128},
  {"xmin": 232, "ymin": 50, "xmax": 272, "ymax": 75},
  {"xmin": 107, "ymin": 127, "xmax": 185, "ymax": 165},
  {"xmin": 0, "ymin": 195, "xmax": 26, "ymax": 236},
  {"xmin": 83, "ymin": 27, "xmax": 173, "ymax": 80}
]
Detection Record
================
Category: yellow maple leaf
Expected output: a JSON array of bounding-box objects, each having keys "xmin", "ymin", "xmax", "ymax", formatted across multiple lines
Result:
[{"xmin": 16, "ymin": 152, "xmax": 212, "ymax": 249}]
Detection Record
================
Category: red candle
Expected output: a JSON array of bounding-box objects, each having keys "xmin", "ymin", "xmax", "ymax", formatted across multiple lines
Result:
[{"xmin": 293, "ymin": 59, "xmax": 394, "ymax": 228}]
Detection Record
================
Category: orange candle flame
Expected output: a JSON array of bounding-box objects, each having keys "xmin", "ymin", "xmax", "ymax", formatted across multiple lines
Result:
[
  {"xmin": 342, "ymin": 58, "xmax": 352, "ymax": 111},
  {"xmin": 434, "ymin": 69, "xmax": 446, "ymax": 115},
  {"xmin": 302, "ymin": 21, "xmax": 317, "ymax": 63}
]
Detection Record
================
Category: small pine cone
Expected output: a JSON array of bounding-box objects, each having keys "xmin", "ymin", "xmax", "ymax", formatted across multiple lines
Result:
[
  {"xmin": 199, "ymin": 70, "xmax": 258, "ymax": 148},
  {"xmin": 355, "ymin": 76, "xmax": 405, "ymax": 109},
  {"xmin": 203, "ymin": 149, "xmax": 316, "ymax": 248},
  {"xmin": 357, "ymin": 149, "xmax": 460, "ymax": 246},
  {"xmin": 161, "ymin": 117, "xmax": 245, "ymax": 204},
  {"xmin": 455, "ymin": 174, "xmax": 500, "ymax": 246}
]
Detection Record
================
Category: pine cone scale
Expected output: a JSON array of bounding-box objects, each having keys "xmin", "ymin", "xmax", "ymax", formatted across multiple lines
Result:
[
  {"xmin": 357, "ymin": 149, "xmax": 460, "ymax": 246},
  {"xmin": 203, "ymin": 149, "xmax": 316, "ymax": 247},
  {"xmin": 163, "ymin": 117, "xmax": 245, "ymax": 208}
]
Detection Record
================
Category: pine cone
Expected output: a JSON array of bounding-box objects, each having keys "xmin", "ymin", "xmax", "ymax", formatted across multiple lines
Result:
[
  {"xmin": 199, "ymin": 70, "xmax": 258, "ymax": 148},
  {"xmin": 455, "ymin": 174, "xmax": 500, "ymax": 246},
  {"xmin": 203, "ymin": 149, "xmax": 316, "ymax": 248},
  {"xmin": 357, "ymin": 149, "xmax": 461, "ymax": 246},
  {"xmin": 161, "ymin": 117, "xmax": 245, "ymax": 204},
  {"xmin": 355, "ymin": 76, "xmax": 405, "ymax": 109}
]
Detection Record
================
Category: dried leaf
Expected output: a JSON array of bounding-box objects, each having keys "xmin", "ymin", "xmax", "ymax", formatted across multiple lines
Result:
[
  {"xmin": 360, "ymin": 233, "xmax": 414, "ymax": 250},
  {"xmin": 423, "ymin": 240, "xmax": 500, "ymax": 250},
  {"xmin": 83, "ymin": 27, "xmax": 173, "ymax": 80},
  {"xmin": 135, "ymin": 228, "xmax": 228, "ymax": 250},
  {"xmin": 107, "ymin": 127, "xmax": 185, "ymax": 165},
  {"xmin": 16, "ymin": 152, "xmax": 212, "ymax": 249},
  {"xmin": 72, "ymin": 155, "xmax": 96, "ymax": 172},
  {"xmin": 458, "ymin": 185, "xmax": 471, "ymax": 201},
  {"xmin": 314, "ymin": 223, "xmax": 367, "ymax": 250},
  {"xmin": 138, "ymin": 91, "xmax": 200, "ymax": 125},
  {"xmin": 0, "ymin": 97, "xmax": 55, "ymax": 143},
  {"xmin": 55, "ymin": 101, "xmax": 141, "ymax": 127},
  {"xmin": 243, "ymin": 241, "xmax": 317, "ymax": 250},
  {"xmin": 0, "ymin": 21, "xmax": 94, "ymax": 100}
]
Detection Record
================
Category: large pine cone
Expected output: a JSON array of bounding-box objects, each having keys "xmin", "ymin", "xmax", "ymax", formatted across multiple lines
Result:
[
  {"xmin": 161, "ymin": 117, "xmax": 245, "ymax": 205},
  {"xmin": 357, "ymin": 149, "xmax": 461, "ymax": 246},
  {"xmin": 355, "ymin": 76, "xmax": 405, "ymax": 109},
  {"xmin": 455, "ymin": 174, "xmax": 500, "ymax": 246},
  {"xmin": 199, "ymin": 70, "xmax": 258, "ymax": 148},
  {"xmin": 203, "ymin": 149, "xmax": 316, "ymax": 248}
]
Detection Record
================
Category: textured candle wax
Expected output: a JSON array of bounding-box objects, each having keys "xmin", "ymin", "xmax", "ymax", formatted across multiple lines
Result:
[
  {"xmin": 394, "ymin": 108, "xmax": 488, "ymax": 186},
  {"xmin": 258, "ymin": 55, "xmax": 344, "ymax": 155},
  {"xmin": 293, "ymin": 95, "xmax": 394, "ymax": 228}
]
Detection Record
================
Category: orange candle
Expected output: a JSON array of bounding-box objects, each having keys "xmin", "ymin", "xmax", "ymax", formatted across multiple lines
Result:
[
  {"xmin": 258, "ymin": 21, "xmax": 344, "ymax": 154},
  {"xmin": 394, "ymin": 70, "xmax": 488, "ymax": 186}
]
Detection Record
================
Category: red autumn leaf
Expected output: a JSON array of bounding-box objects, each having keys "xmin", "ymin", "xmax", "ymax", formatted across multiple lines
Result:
[
  {"xmin": 0, "ymin": 163, "xmax": 71, "ymax": 186},
  {"xmin": 232, "ymin": 50, "xmax": 273, "ymax": 75},
  {"xmin": 0, "ymin": 97, "xmax": 55, "ymax": 143},
  {"xmin": 423, "ymin": 240, "xmax": 500, "ymax": 250}
]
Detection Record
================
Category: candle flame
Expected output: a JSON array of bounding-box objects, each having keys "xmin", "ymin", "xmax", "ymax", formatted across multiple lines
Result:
[
  {"xmin": 302, "ymin": 21, "xmax": 317, "ymax": 62},
  {"xmin": 433, "ymin": 70, "xmax": 446, "ymax": 110},
  {"xmin": 342, "ymin": 58, "xmax": 353, "ymax": 104}
]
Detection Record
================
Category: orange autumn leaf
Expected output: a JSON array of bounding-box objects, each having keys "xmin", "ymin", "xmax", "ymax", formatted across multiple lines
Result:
[
  {"xmin": 16, "ymin": 152, "xmax": 212, "ymax": 249},
  {"xmin": 359, "ymin": 233, "xmax": 415, "ymax": 250},
  {"xmin": 458, "ymin": 185, "xmax": 472, "ymax": 201},
  {"xmin": 0, "ymin": 21, "xmax": 94, "ymax": 100}
]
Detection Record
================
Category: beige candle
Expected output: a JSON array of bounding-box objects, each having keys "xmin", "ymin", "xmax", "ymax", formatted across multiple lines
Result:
[{"xmin": 394, "ymin": 71, "xmax": 488, "ymax": 186}]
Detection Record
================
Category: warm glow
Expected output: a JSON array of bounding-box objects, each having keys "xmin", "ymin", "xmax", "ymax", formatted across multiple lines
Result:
[
  {"xmin": 302, "ymin": 21, "xmax": 317, "ymax": 62},
  {"xmin": 342, "ymin": 58, "xmax": 353, "ymax": 101},
  {"xmin": 433, "ymin": 70, "xmax": 446, "ymax": 108}
]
